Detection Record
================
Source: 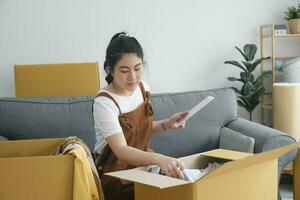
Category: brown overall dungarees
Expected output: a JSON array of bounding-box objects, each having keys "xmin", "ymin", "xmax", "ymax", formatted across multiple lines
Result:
[{"xmin": 95, "ymin": 82, "xmax": 153, "ymax": 200}]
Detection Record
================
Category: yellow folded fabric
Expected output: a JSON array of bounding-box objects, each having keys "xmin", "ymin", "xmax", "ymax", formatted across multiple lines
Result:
[
  {"xmin": 68, "ymin": 147, "xmax": 99, "ymax": 200},
  {"xmin": 53, "ymin": 137, "xmax": 105, "ymax": 200}
]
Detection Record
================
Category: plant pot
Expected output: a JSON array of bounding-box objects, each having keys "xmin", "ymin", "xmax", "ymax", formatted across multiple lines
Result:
[{"xmin": 288, "ymin": 19, "xmax": 300, "ymax": 34}]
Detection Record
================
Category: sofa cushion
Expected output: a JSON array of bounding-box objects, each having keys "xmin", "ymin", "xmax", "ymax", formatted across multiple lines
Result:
[
  {"xmin": 219, "ymin": 127, "xmax": 254, "ymax": 153},
  {"xmin": 0, "ymin": 97, "xmax": 95, "ymax": 150},
  {"xmin": 150, "ymin": 88, "xmax": 238, "ymax": 158}
]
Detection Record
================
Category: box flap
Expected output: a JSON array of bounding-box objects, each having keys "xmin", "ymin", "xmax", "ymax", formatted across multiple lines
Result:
[
  {"xmin": 202, "ymin": 143, "xmax": 298, "ymax": 180},
  {"xmin": 202, "ymin": 149, "xmax": 252, "ymax": 160},
  {"xmin": 0, "ymin": 138, "xmax": 64, "ymax": 158},
  {"xmin": 105, "ymin": 166, "xmax": 190, "ymax": 189}
]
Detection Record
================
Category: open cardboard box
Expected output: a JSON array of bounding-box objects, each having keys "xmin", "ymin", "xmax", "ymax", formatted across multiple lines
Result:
[
  {"xmin": 106, "ymin": 143, "xmax": 298, "ymax": 200},
  {"xmin": 0, "ymin": 138, "xmax": 74, "ymax": 200}
]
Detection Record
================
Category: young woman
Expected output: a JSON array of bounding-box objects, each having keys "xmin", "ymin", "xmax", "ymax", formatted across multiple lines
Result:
[{"xmin": 93, "ymin": 32, "xmax": 187, "ymax": 200}]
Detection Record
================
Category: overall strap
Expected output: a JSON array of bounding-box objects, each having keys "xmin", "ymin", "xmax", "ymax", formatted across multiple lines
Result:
[
  {"xmin": 96, "ymin": 92, "xmax": 122, "ymax": 114},
  {"xmin": 139, "ymin": 81, "xmax": 148, "ymax": 101},
  {"xmin": 139, "ymin": 82, "xmax": 153, "ymax": 116},
  {"xmin": 94, "ymin": 92, "xmax": 121, "ymax": 178}
]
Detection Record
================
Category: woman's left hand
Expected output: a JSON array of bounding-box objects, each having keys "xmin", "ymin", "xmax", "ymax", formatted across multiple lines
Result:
[{"xmin": 163, "ymin": 111, "xmax": 188, "ymax": 130}]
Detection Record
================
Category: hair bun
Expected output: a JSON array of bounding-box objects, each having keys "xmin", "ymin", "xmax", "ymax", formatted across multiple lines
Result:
[{"xmin": 110, "ymin": 32, "xmax": 127, "ymax": 43}]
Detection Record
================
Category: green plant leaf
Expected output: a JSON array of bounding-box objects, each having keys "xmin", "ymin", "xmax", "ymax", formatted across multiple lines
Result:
[
  {"xmin": 243, "ymin": 44, "xmax": 257, "ymax": 61},
  {"xmin": 243, "ymin": 81, "xmax": 255, "ymax": 95},
  {"xmin": 237, "ymin": 99, "xmax": 246, "ymax": 108},
  {"xmin": 240, "ymin": 71, "xmax": 252, "ymax": 82},
  {"xmin": 239, "ymin": 94, "xmax": 259, "ymax": 113},
  {"xmin": 239, "ymin": 96, "xmax": 252, "ymax": 112},
  {"xmin": 235, "ymin": 46, "xmax": 249, "ymax": 61},
  {"xmin": 252, "ymin": 87, "xmax": 265, "ymax": 101},
  {"xmin": 244, "ymin": 86, "xmax": 265, "ymax": 99},
  {"xmin": 250, "ymin": 74, "xmax": 254, "ymax": 82},
  {"xmin": 231, "ymin": 87, "xmax": 241, "ymax": 95},
  {"xmin": 225, "ymin": 44, "xmax": 270, "ymax": 117},
  {"xmin": 224, "ymin": 60, "xmax": 247, "ymax": 72},
  {"xmin": 248, "ymin": 100, "xmax": 260, "ymax": 113},
  {"xmin": 242, "ymin": 61, "xmax": 252, "ymax": 72},
  {"xmin": 254, "ymin": 71, "xmax": 272, "ymax": 87},
  {"xmin": 250, "ymin": 56, "xmax": 271, "ymax": 72},
  {"xmin": 241, "ymin": 84, "xmax": 253, "ymax": 96},
  {"xmin": 227, "ymin": 77, "xmax": 242, "ymax": 82},
  {"xmin": 285, "ymin": 5, "xmax": 300, "ymax": 20}
]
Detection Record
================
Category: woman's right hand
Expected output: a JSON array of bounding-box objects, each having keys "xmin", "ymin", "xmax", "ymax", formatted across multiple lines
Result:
[{"xmin": 155, "ymin": 154, "xmax": 185, "ymax": 179}]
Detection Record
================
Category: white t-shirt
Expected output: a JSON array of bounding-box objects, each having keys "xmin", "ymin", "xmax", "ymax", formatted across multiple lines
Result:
[{"xmin": 93, "ymin": 81, "xmax": 150, "ymax": 154}]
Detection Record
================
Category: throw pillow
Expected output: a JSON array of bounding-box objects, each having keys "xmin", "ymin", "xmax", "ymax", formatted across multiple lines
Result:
[{"xmin": 219, "ymin": 127, "xmax": 255, "ymax": 153}]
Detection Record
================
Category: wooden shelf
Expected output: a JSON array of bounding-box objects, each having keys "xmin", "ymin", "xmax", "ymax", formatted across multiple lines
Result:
[
  {"xmin": 276, "ymin": 56, "xmax": 297, "ymax": 59},
  {"xmin": 275, "ymin": 34, "xmax": 300, "ymax": 38},
  {"xmin": 262, "ymin": 34, "xmax": 300, "ymax": 38},
  {"xmin": 260, "ymin": 24, "xmax": 300, "ymax": 126}
]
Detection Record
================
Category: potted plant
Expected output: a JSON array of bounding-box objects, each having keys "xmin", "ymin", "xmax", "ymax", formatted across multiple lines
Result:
[
  {"xmin": 225, "ymin": 44, "xmax": 271, "ymax": 121},
  {"xmin": 285, "ymin": 4, "xmax": 300, "ymax": 34}
]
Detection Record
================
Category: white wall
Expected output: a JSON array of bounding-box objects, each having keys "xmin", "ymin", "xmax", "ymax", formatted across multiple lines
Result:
[{"xmin": 0, "ymin": 0, "xmax": 299, "ymax": 121}]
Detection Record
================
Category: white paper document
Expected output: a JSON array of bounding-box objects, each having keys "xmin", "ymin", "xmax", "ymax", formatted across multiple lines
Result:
[{"xmin": 175, "ymin": 95, "xmax": 215, "ymax": 127}]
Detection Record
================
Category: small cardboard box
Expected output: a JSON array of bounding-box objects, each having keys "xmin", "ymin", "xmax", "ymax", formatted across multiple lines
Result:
[
  {"xmin": 107, "ymin": 143, "xmax": 298, "ymax": 200},
  {"xmin": 0, "ymin": 138, "xmax": 74, "ymax": 200}
]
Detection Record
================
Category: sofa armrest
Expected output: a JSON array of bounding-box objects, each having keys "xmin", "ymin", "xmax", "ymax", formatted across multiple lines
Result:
[{"xmin": 226, "ymin": 117, "xmax": 297, "ymax": 179}]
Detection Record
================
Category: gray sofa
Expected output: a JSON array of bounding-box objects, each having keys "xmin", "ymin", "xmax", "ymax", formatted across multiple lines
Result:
[{"xmin": 0, "ymin": 87, "xmax": 297, "ymax": 199}]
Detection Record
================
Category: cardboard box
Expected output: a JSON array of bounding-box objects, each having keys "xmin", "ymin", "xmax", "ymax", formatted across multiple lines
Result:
[
  {"xmin": 14, "ymin": 62, "xmax": 100, "ymax": 97},
  {"xmin": 294, "ymin": 145, "xmax": 300, "ymax": 200},
  {"xmin": 107, "ymin": 143, "xmax": 298, "ymax": 200},
  {"xmin": 0, "ymin": 138, "xmax": 74, "ymax": 200}
]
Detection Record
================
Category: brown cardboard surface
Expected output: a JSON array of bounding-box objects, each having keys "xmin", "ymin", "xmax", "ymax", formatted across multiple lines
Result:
[
  {"xmin": 202, "ymin": 148, "xmax": 252, "ymax": 160},
  {"xmin": 273, "ymin": 84, "xmax": 300, "ymax": 141},
  {"xmin": 135, "ymin": 182, "xmax": 195, "ymax": 200},
  {"xmin": 107, "ymin": 143, "xmax": 298, "ymax": 200},
  {"xmin": 107, "ymin": 143, "xmax": 297, "ymax": 188},
  {"xmin": 0, "ymin": 138, "xmax": 75, "ymax": 200},
  {"xmin": 107, "ymin": 149, "xmax": 251, "ymax": 189},
  {"xmin": 294, "ymin": 146, "xmax": 300, "ymax": 200},
  {"xmin": 106, "ymin": 167, "xmax": 190, "ymax": 189},
  {"xmin": 14, "ymin": 62, "xmax": 100, "ymax": 97},
  {"xmin": 106, "ymin": 154, "xmax": 232, "ymax": 189},
  {"xmin": 203, "ymin": 142, "xmax": 297, "ymax": 180},
  {"xmin": 0, "ymin": 138, "xmax": 64, "ymax": 157},
  {"xmin": 135, "ymin": 159, "xmax": 277, "ymax": 200},
  {"xmin": 194, "ymin": 160, "xmax": 277, "ymax": 200}
]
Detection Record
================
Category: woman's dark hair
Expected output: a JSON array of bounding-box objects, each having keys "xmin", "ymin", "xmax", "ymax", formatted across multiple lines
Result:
[{"xmin": 104, "ymin": 32, "xmax": 144, "ymax": 84}]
